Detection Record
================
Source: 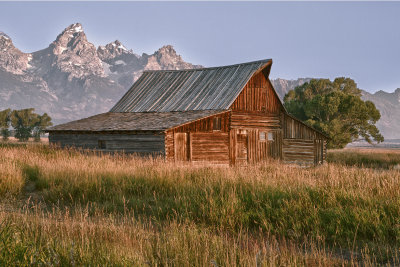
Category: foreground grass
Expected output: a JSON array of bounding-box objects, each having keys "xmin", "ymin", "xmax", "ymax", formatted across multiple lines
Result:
[{"xmin": 0, "ymin": 144, "xmax": 399, "ymax": 265}]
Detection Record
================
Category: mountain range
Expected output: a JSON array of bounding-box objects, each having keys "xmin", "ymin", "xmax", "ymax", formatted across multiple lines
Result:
[
  {"xmin": 0, "ymin": 23, "xmax": 398, "ymax": 138},
  {"xmin": 0, "ymin": 23, "xmax": 200, "ymax": 124}
]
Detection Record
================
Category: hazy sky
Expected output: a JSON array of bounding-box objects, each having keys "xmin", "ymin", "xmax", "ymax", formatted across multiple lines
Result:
[{"xmin": 1, "ymin": 1, "xmax": 399, "ymax": 93}]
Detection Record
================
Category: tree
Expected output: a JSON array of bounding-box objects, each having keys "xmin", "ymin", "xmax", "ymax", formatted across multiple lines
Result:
[
  {"xmin": 32, "ymin": 113, "xmax": 52, "ymax": 142},
  {"xmin": 284, "ymin": 78, "xmax": 384, "ymax": 149},
  {"xmin": 11, "ymin": 109, "xmax": 40, "ymax": 142},
  {"xmin": 0, "ymin": 109, "xmax": 11, "ymax": 141}
]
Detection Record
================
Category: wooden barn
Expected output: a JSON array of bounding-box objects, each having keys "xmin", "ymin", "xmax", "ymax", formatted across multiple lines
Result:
[{"xmin": 47, "ymin": 59, "xmax": 328, "ymax": 166}]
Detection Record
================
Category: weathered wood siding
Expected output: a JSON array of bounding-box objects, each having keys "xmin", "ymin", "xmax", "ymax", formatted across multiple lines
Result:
[
  {"xmin": 282, "ymin": 113, "xmax": 327, "ymax": 165},
  {"xmin": 282, "ymin": 139, "xmax": 315, "ymax": 165},
  {"xmin": 165, "ymin": 112, "xmax": 230, "ymax": 163},
  {"xmin": 228, "ymin": 70, "xmax": 328, "ymax": 166},
  {"xmin": 231, "ymin": 112, "xmax": 281, "ymax": 129},
  {"xmin": 229, "ymin": 128, "xmax": 282, "ymax": 165},
  {"xmin": 190, "ymin": 132, "xmax": 229, "ymax": 164},
  {"xmin": 284, "ymin": 114, "xmax": 317, "ymax": 140},
  {"xmin": 227, "ymin": 70, "xmax": 285, "ymax": 164},
  {"xmin": 230, "ymin": 70, "xmax": 281, "ymax": 114},
  {"xmin": 49, "ymin": 132, "xmax": 165, "ymax": 155}
]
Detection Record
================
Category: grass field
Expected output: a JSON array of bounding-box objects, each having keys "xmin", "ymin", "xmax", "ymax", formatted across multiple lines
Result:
[{"xmin": 0, "ymin": 143, "xmax": 399, "ymax": 266}]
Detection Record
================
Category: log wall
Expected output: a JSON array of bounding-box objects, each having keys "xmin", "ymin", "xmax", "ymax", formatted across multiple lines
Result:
[{"xmin": 49, "ymin": 132, "xmax": 165, "ymax": 155}]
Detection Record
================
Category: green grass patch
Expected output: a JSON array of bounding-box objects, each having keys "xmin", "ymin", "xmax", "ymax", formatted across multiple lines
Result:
[{"xmin": 328, "ymin": 150, "xmax": 400, "ymax": 169}]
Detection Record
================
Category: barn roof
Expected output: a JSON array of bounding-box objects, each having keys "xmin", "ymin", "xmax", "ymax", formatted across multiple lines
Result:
[
  {"xmin": 110, "ymin": 59, "xmax": 272, "ymax": 112},
  {"xmin": 47, "ymin": 110, "xmax": 229, "ymax": 132}
]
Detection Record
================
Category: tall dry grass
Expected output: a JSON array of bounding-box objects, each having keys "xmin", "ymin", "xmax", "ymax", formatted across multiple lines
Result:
[{"xmin": 0, "ymin": 143, "xmax": 399, "ymax": 265}]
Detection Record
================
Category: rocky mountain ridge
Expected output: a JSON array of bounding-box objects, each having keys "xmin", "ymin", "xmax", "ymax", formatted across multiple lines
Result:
[{"xmin": 0, "ymin": 23, "xmax": 200, "ymax": 124}]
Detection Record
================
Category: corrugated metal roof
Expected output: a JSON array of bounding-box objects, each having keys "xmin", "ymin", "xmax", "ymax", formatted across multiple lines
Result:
[
  {"xmin": 110, "ymin": 59, "xmax": 272, "ymax": 112},
  {"xmin": 47, "ymin": 110, "xmax": 229, "ymax": 132}
]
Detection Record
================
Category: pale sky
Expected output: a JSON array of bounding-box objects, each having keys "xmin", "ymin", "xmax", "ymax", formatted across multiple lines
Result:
[{"xmin": 1, "ymin": 1, "xmax": 399, "ymax": 93}]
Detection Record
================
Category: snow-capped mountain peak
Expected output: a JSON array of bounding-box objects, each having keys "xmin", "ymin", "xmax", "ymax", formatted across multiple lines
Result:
[
  {"xmin": 0, "ymin": 23, "xmax": 201, "ymax": 126},
  {"xmin": 66, "ymin": 23, "xmax": 83, "ymax": 33},
  {"xmin": 0, "ymin": 31, "xmax": 10, "ymax": 40}
]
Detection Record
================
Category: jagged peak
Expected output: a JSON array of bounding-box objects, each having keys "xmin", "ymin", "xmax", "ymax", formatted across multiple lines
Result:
[
  {"xmin": 157, "ymin": 45, "xmax": 176, "ymax": 54},
  {"xmin": 64, "ymin": 23, "xmax": 84, "ymax": 34},
  {"xmin": 0, "ymin": 31, "xmax": 11, "ymax": 40},
  {"xmin": 54, "ymin": 23, "xmax": 86, "ymax": 44},
  {"xmin": 98, "ymin": 40, "xmax": 133, "ymax": 59},
  {"xmin": 110, "ymin": 40, "xmax": 129, "ymax": 52}
]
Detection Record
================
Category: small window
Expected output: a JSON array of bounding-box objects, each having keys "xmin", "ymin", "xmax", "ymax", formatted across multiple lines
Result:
[
  {"xmin": 213, "ymin": 117, "xmax": 221, "ymax": 131},
  {"xmin": 267, "ymin": 132, "xmax": 274, "ymax": 141},
  {"xmin": 259, "ymin": 132, "xmax": 266, "ymax": 141},
  {"xmin": 98, "ymin": 140, "xmax": 106, "ymax": 149}
]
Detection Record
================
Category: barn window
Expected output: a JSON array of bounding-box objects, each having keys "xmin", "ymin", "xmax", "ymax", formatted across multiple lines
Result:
[
  {"xmin": 259, "ymin": 132, "xmax": 266, "ymax": 141},
  {"xmin": 213, "ymin": 117, "xmax": 221, "ymax": 131},
  {"xmin": 267, "ymin": 132, "xmax": 274, "ymax": 141},
  {"xmin": 98, "ymin": 140, "xmax": 106, "ymax": 149}
]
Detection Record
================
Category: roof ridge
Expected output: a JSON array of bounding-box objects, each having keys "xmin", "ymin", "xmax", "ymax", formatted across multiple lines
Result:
[{"xmin": 143, "ymin": 59, "xmax": 272, "ymax": 73}]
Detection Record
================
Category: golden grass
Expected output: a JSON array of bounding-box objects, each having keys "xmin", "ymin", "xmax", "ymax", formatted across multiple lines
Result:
[{"xmin": 0, "ymin": 144, "xmax": 399, "ymax": 265}]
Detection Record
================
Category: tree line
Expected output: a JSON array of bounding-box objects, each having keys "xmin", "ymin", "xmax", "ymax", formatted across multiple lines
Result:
[{"xmin": 0, "ymin": 108, "xmax": 52, "ymax": 142}]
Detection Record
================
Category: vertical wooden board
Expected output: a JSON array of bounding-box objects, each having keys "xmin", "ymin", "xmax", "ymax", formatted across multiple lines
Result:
[
  {"xmin": 172, "ymin": 111, "xmax": 230, "ymax": 133},
  {"xmin": 174, "ymin": 133, "xmax": 188, "ymax": 161},
  {"xmin": 236, "ymin": 132, "xmax": 248, "ymax": 164},
  {"xmin": 229, "ymin": 129, "xmax": 237, "ymax": 165},
  {"xmin": 165, "ymin": 130, "xmax": 174, "ymax": 161},
  {"xmin": 189, "ymin": 132, "xmax": 193, "ymax": 161},
  {"xmin": 230, "ymin": 71, "xmax": 283, "ymax": 113}
]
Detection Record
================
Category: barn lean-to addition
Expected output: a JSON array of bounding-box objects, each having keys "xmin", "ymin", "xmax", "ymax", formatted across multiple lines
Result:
[{"xmin": 47, "ymin": 59, "xmax": 328, "ymax": 166}]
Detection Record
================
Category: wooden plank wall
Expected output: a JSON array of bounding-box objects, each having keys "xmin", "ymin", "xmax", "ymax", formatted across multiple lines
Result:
[
  {"xmin": 282, "ymin": 139, "xmax": 315, "ymax": 165},
  {"xmin": 229, "ymin": 128, "xmax": 282, "ymax": 165},
  {"xmin": 174, "ymin": 133, "xmax": 189, "ymax": 161},
  {"xmin": 172, "ymin": 112, "xmax": 230, "ymax": 133},
  {"xmin": 231, "ymin": 112, "xmax": 280, "ymax": 129},
  {"xmin": 190, "ymin": 132, "xmax": 229, "ymax": 164},
  {"xmin": 230, "ymin": 71, "xmax": 281, "ymax": 114},
  {"xmin": 283, "ymin": 114, "xmax": 317, "ymax": 140},
  {"xmin": 49, "ymin": 132, "xmax": 165, "ymax": 155},
  {"xmin": 282, "ymin": 113, "xmax": 328, "ymax": 165},
  {"xmin": 247, "ymin": 129, "xmax": 282, "ymax": 163},
  {"xmin": 165, "ymin": 131, "xmax": 174, "ymax": 161},
  {"xmin": 165, "ymin": 112, "xmax": 230, "ymax": 162}
]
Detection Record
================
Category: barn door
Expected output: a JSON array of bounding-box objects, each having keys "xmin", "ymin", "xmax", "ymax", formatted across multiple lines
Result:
[
  {"xmin": 174, "ymin": 133, "xmax": 189, "ymax": 161},
  {"xmin": 314, "ymin": 139, "xmax": 323, "ymax": 165},
  {"xmin": 236, "ymin": 133, "xmax": 248, "ymax": 164}
]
